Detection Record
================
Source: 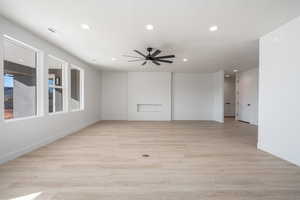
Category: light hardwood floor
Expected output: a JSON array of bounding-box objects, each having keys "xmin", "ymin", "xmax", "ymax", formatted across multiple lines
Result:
[{"xmin": 0, "ymin": 119, "xmax": 300, "ymax": 200}]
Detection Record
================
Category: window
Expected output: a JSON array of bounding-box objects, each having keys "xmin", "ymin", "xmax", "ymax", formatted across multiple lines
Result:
[
  {"xmin": 70, "ymin": 66, "xmax": 84, "ymax": 111},
  {"xmin": 3, "ymin": 37, "xmax": 37, "ymax": 120},
  {"xmin": 48, "ymin": 56, "xmax": 67, "ymax": 114}
]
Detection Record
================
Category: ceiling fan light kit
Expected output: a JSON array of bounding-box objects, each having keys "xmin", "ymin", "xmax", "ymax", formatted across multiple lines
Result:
[{"xmin": 124, "ymin": 47, "xmax": 175, "ymax": 66}]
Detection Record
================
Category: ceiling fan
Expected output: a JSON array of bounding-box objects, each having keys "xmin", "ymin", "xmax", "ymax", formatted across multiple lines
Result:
[{"xmin": 123, "ymin": 47, "xmax": 175, "ymax": 66}]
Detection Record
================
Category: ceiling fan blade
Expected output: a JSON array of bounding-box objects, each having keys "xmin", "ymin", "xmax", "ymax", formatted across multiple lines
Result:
[
  {"xmin": 151, "ymin": 49, "xmax": 161, "ymax": 57},
  {"xmin": 123, "ymin": 55, "xmax": 144, "ymax": 59},
  {"xmin": 156, "ymin": 59, "xmax": 173, "ymax": 63},
  {"xmin": 152, "ymin": 60, "xmax": 161, "ymax": 65},
  {"xmin": 155, "ymin": 55, "xmax": 175, "ymax": 59},
  {"xmin": 128, "ymin": 59, "xmax": 145, "ymax": 62},
  {"xmin": 134, "ymin": 50, "xmax": 147, "ymax": 58},
  {"xmin": 142, "ymin": 61, "xmax": 147, "ymax": 66}
]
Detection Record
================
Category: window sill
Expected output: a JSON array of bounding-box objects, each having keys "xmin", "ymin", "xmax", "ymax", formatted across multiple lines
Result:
[
  {"xmin": 4, "ymin": 115, "xmax": 43, "ymax": 123},
  {"xmin": 71, "ymin": 109, "xmax": 84, "ymax": 113},
  {"xmin": 48, "ymin": 111, "xmax": 68, "ymax": 116}
]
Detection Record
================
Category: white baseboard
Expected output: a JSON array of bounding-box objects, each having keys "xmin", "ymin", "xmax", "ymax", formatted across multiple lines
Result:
[
  {"xmin": 258, "ymin": 143, "xmax": 300, "ymax": 167},
  {"xmin": 224, "ymin": 114, "xmax": 235, "ymax": 117}
]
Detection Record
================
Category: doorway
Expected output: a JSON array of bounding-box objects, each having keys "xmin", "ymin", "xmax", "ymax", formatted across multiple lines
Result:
[
  {"xmin": 224, "ymin": 75, "xmax": 236, "ymax": 118},
  {"xmin": 236, "ymin": 68, "xmax": 259, "ymax": 125}
]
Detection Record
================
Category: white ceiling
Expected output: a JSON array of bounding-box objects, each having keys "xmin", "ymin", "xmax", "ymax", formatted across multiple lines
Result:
[{"xmin": 0, "ymin": 0, "xmax": 300, "ymax": 73}]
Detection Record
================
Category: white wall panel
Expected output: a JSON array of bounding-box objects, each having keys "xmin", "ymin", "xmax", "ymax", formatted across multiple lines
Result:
[
  {"xmin": 101, "ymin": 72, "xmax": 128, "ymax": 120},
  {"xmin": 128, "ymin": 72, "xmax": 171, "ymax": 121},
  {"xmin": 173, "ymin": 73, "xmax": 214, "ymax": 120}
]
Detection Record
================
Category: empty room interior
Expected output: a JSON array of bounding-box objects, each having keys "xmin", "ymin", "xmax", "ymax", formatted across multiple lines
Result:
[{"xmin": 0, "ymin": 0, "xmax": 300, "ymax": 199}]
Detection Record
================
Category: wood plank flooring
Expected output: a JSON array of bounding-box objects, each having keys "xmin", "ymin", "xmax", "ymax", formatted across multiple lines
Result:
[{"xmin": 0, "ymin": 119, "xmax": 300, "ymax": 200}]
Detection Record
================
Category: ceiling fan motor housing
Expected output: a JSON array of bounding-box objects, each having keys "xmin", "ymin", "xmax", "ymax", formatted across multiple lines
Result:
[{"xmin": 147, "ymin": 47, "xmax": 153, "ymax": 52}]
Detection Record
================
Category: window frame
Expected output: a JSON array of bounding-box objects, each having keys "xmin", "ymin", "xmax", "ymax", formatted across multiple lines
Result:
[
  {"xmin": 70, "ymin": 64, "xmax": 84, "ymax": 112},
  {"xmin": 47, "ymin": 55, "xmax": 68, "ymax": 115},
  {"xmin": 2, "ymin": 35, "xmax": 43, "ymax": 122}
]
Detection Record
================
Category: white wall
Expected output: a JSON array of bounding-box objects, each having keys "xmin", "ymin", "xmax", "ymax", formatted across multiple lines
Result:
[
  {"xmin": 173, "ymin": 73, "xmax": 215, "ymax": 120},
  {"xmin": 101, "ymin": 72, "xmax": 128, "ymax": 120},
  {"xmin": 212, "ymin": 70, "xmax": 224, "ymax": 123},
  {"xmin": 0, "ymin": 16, "xmax": 102, "ymax": 164},
  {"xmin": 224, "ymin": 77, "xmax": 236, "ymax": 117},
  {"xmin": 259, "ymin": 16, "xmax": 300, "ymax": 166},
  {"xmin": 101, "ymin": 71, "xmax": 224, "ymax": 122},
  {"xmin": 237, "ymin": 68, "xmax": 259, "ymax": 125},
  {"xmin": 128, "ymin": 72, "xmax": 172, "ymax": 121}
]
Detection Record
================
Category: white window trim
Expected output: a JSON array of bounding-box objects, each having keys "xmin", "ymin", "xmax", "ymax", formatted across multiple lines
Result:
[
  {"xmin": 70, "ymin": 64, "xmax": 84, "ymax": 112},
  {"xmin": 47, "ymin": 55, "xmax": 68, "ymax": 115},
  {"xmin": 2, "ymin": 35, "xmax": 43, "ymax": 121},
  {"xmin": 4, "ymin": 35, "xmax": 40, "ymax": 52},
  {"xmin": 0, "ymin": 35, "xmax": 4, "ymax": 121}
]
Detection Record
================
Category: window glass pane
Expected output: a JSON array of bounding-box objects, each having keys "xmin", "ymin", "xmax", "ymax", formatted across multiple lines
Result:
[
  {"xmin": 48, "ymin": 68, "xmax": 62, "ymax": 87},
  {"xmin": 55, "ymin": 88, "xmax": 63, "ymax": 112},
  {"xmin": 48, "ymin": 88, "xmax": 54, "ymax": 113},
  {"xmin": 48, "ymin": 77, "xmax": 54, "ymax": 87},
  {"xmin": 71, "ymin": 68, "xmax": 81, "ymax": 110},
  {"xmin": 3, "ymin": 38, "xmax": 37, "ymax": 120},
  {"xmin": 48, "ymin": 56, "xmax": 65, "ymax": 113}
]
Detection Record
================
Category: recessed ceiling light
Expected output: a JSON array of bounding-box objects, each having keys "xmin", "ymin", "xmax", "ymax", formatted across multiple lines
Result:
[
  {"xmin": 145, "ymin": 24, "xmax": 154, "ymax": 30},
  {"xmin": 81, "ymin": 24, "xmax": 91, "ymax": 30},
  {"xmin": 111, "ymin": 57, "xmax": 116, "ymax": 61},
  {"xmin": 183, "ymin": 58, "xmax": 188, "ymax": 62},
  {"xmin": 225, "ymin": 74, "xmax": 231, "ymax": 78},
  {"xmin": 233, "ymin": 69, "xmax": 239, "ymax": 73},
  {"xmin": 209, "ymin": 25, "xmax": 218, "ymax": 32}
]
